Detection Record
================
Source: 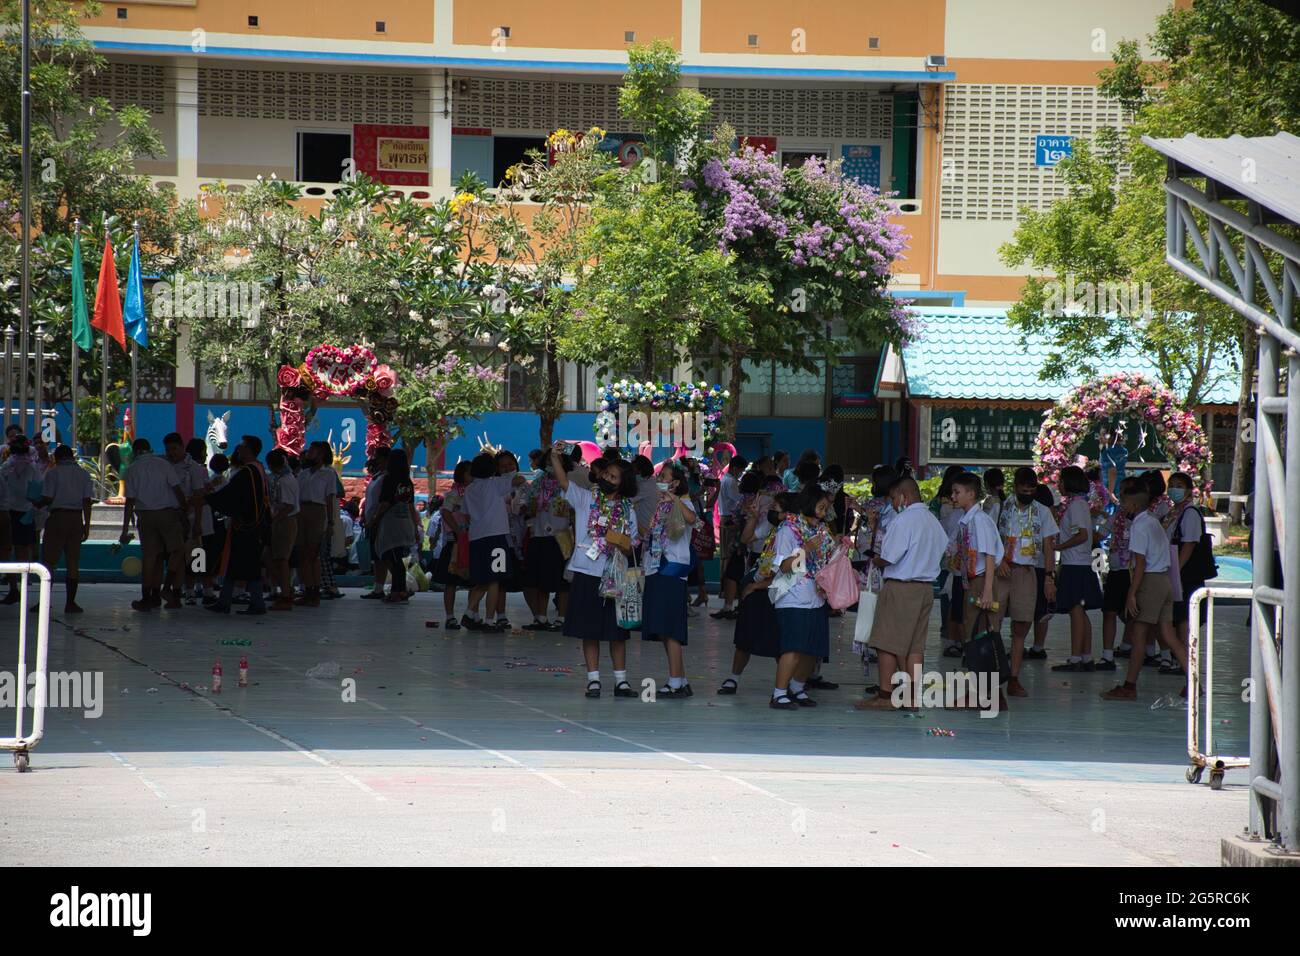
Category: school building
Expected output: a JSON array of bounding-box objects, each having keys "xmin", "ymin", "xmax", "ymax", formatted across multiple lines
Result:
[{"xmin": 76, "ymin": 0, "xmax": 1181, "ymax": 473}]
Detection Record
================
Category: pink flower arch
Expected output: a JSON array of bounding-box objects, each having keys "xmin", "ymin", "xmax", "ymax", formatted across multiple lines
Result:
[
  {"xmin": 273, "ymin": 344, "xmax": 398, "ymax": 458},
  {"xmin": 1034, "ymin": 372, "xmax": 1213, "ymax": 496}
]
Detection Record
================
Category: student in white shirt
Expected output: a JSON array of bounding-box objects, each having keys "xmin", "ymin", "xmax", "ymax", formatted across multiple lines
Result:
[
  {"xmin": 182, "ymin": 438, "xmax": 218, "ymax": 601},
  {"xmin": 360, "ymin": 447, "xmax": 393, "ymax": 600},
  {"xmin": 1052, "ymin": 466, "xmax": 1104, "ymax": 671},
  {"xmin": 857, "ymin": 477, "xmax": 949, "ymax": 711},
  {"xmin": 996, "ymin": 466, "xmax": 1059, "ymax": 697},
  {"xmin": 947, "ymin": 472, "xmax": 1007, "ymax": 641},
  {"xmin": 164, "ymin": 433, "xmax": 205, "ymax": 602},
  {"xmin": 35, "ymin": 444, "xmax": 95, "ymax": 613},
  {"xmin": 551, "ymin": 442, "xmax": 638, "ymax": 699},
  {"xmin": 714, "ymin": 456, "xmax": 748, "ymax": 617},
  {"xmin": 768, "ymin": 484, "xmax": 836, "ymax": 710},
  {"xmin": 981, "ymin": 467, "xmax": 1006, "ymax": 531},
  {"xmin": 0, "ymin": 435, "xmax": 40, "ymax": 604},
  {"xmin": 266, "ymin": 448, "xmax": 300, "ymax": 609},
  {"xmin": 1103, "ymin": 480, "xmax": 1188, "ymax": 700},
  {"xmin": 639, "ymin": 464, "xmax": 699, "ymax": 698},
  {"xmin": 461, "ymin": 452, "xmax": 526, "ymax": 630},
  {"xmin": 119, "ymin": 437, "xmax": 188, "ymax": 612},
  {"xmin": 295, "ymin": 441, "xmax": 336, "ymax": 607},
  {"xmin": 522, "ymin": 456, "xmax": 574, "ymax": 631}
]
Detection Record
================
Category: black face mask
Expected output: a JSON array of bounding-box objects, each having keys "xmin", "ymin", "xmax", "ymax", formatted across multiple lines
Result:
[
  {"xmin": 1016, "ymin": 492, "xmax": 1036, "ymax": 505},
  {"xmin": 597, "ymin": 478, "xmax": 618, "ymax": 495},
  {"xmin": 767, "ymin": 510, "xmax": 781, "ymax": 526}
]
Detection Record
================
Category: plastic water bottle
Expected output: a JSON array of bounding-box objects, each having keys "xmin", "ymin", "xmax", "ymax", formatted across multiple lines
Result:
[
  {"xmin": 212, "ymin": 659, "xmax": 223, "ymax": 694},
  {"xmin": 238, "ymin": 657, "xmax": 249, "ymax": 688}
]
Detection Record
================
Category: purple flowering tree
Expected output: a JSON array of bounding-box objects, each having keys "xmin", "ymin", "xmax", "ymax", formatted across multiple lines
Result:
[
  {"xmin": 690, "ymin": 142, "xmax": 911, "ymax": 436},
  {"xmin": 391, "ymin": 354, "xmax": 504, "ymax": 489}
]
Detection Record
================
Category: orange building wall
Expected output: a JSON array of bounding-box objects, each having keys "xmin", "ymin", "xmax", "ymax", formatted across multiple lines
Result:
[
  {"xmin": 699, "ymin": 0, "xmax": 945, "ymax": 57},
  {"xmin": 79, "ymin": 1, "xmax": 436, "ymax": 43},
  {"xmin": 454, "ymin": 0, "xmax": 681, "ymax": 50},
  {"xmin": 945, "ymin": 58, "xmax": 1111, "ymax": 85}
]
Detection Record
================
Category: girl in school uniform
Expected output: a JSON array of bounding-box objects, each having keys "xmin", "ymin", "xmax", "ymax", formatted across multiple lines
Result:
[
  {"xmin": 522, "ymin": 453, "xmax": 572, "ymax": 630},
  {"xmin": 766, "ymin": 484, "xmax": 836, "ymax": 710},
  {"xmin": 490, "ymin": 449, "xmax": 527, "ymax": 626},
  {"xmin": 431, "ymin": 460, "xmax": 472, "ymax": 628},
  {"xmin": 713, "ymin": 470, "xmax": 761, "ymax": 620},
  {"xmin": 551, "ymin": 442, "xmax": 639, "ymax": 699},
  {"xmin": 717, "ymin": 492, "xmax": 791, "ymax": 695},
  {"xmin": 1164, "ymin": 471, "xmax": 1211, "ymax": 672},
  {"xmin": 1052, "ymin": 465, "xmax": 1104, "ymax": 671},
  {"xmin": 462, "ymin": 452, "xmax": 525, "ymax": 630},
  {"xmin": 641, "ymin": 465, "xmax": 699, "ymax": 698}
]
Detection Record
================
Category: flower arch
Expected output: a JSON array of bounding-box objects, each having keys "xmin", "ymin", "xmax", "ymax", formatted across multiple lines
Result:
[
  {"xmin": 1034, "ymin": 372, "xmax": 1212, "ymax": 494},
  {"xmin": 593, "ymin": 379, "xmax": 730, "ymax": 451},
  {"xmin": 274, "ymin": 344, "xmax": 398, "ymax": 457}
]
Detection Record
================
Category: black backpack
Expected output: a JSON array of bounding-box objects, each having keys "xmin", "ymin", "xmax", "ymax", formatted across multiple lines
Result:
[{"xmin": 1172, "ymin": 506, "xmax": 1218, "ymax": 586}]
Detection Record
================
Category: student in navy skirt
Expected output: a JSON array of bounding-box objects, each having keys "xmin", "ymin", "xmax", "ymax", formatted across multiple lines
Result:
[
  {"xmin": 767, "ymin": 485, "xmax": 836, "ymax": 710},
  {"xmin": 1052, "ymin": 465, "xmax": 1104, "ymax": 671},
  {"xmin": 717, "ymin": 492, "xmax": 791, "ymax": 696},
  {"xmin": 640, "ymin": 465, "xmax": 699, "ymax": 698},
  {"xmin": 551, "ymin": 444, "xmax": 639, "ymax": 699}
]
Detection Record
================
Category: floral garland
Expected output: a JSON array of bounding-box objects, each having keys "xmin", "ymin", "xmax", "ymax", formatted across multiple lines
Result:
[
  {"xmin": 1034, "ymin": 372, "xmax": 1212, "ymax": 498},
  {"xmin": 587, "ymin": 490, "xmax": 632, "ymax": 559},
  {"xmin": 758, "ymin": 514, "xmax": 833, "ymax": 580},
  {"xmin": 274, "ymin": 344, "xmax": 399, "ymax": 458},
  {"xmin": 593, "ymin": 379, "xmax": 730, "ymax": 449}
]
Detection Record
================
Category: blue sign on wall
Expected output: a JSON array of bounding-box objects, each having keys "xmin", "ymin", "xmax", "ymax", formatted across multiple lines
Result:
[
  {"xmin": 841, "ymin": 144, "xmax": 881, "ymax": 189},
  {"xmin": 1035, "ymin": 135, "xmax": 1073, "ymax": 167}
]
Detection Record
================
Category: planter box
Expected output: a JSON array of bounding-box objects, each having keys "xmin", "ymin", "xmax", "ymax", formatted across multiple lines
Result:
[{"xmin": 1206, "ymin": 514, "xmax": 1230, "ymax": 548}]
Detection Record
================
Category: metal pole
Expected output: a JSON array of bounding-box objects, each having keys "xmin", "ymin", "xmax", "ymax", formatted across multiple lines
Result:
[
  {"xmin": 1281, "ymin": 348, "xmax": 1300, "ymax": 850},
  {"xmin": 99, "ymin": 333, "xmax": 108, "ymax": 466},
  {"xmin": 33, "ymin": 320, "xmax": 44, "ymax": 441},
  {"xmin": 1249, "ymin": 326, "xmax": 1278, "ymax": 840},
  {"xmin": 70, "ymin": 219, "xmax": 80, "ymax": 455},
  {"xmin": 130, "ymin": 221, "xmax": 139, "ymax": 434},
  {"xmin": 2, "ymin": 326, "xmax": 13, "ymax": 430},
  {"xmin": 18, "ymin": 0, "xmax": 32, "ymax": 437}
]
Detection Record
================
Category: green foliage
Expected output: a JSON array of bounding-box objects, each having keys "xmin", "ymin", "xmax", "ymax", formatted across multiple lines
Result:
[
  {"xmin": 391, "ymin": 356, "xmax": 504, "ymax": 454},
  {"xmin": 618, "ymin": 40, "xmax": 710, "ymax": 177}
]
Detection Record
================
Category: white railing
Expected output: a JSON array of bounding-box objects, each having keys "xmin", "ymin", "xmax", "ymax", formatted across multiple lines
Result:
[
  {"xmin": 1186, "ymin": 584, "xmax": 1254, "ymax": 789},
  {"xmin": 0, "ymin": 563, "xmax": 51, "ymax": 773}
]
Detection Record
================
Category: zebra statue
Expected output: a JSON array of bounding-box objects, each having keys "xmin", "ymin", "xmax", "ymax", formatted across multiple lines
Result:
[{"xmin": 205, "ymin": 410, "xmax": 232, "ymax": 464}]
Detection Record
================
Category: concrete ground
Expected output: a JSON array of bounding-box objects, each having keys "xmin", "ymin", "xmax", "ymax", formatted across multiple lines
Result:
[{"xmin": 1, "ymin": 583, "xmax": 1251, "ymax": 866}]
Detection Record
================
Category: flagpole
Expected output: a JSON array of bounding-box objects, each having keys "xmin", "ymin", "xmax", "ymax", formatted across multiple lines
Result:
[
  {"xmin": 18, "ymin": 0, "xmax": 32, "ymax": 437},
  {"xmin": 130, "ymin": 221, "xmax": 140, "ymax": 434},
  {"xmin": 99, "ymin": 326, "xmax": 108, "ymax": 469},
  {"xmin": 70, "ymin": 219, "xmax": 80, "ymax": 454}
]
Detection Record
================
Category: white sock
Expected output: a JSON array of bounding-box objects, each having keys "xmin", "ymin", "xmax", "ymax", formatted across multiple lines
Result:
[
  {"xmin": 1160, "ymin": 649, "xmax": 1173, "ymax": 663},
  {"xmin": 1069, "ymin": 655, "xmax": 1081, "ymax": 663},
  {"xmin": 614, "ymin": 669, "xmax": 627, "ymax": 685},
  {"xmin": 668, "ymin": 676, "xmax": 684, "ymax": 690},
  {"xmin": 773, "ymin": 687, "xmax": 788, "ymax": 700},
  {"xmin": 587, "ymin": 670, "xmax": 600, "ymax": 683},
  {"xmin": 1102, "ymin": 649, "xmax": 1114, "ymax": 661},
  {"xmin": 1118, "ymin": 642, "xmax": 1132, "ymax": 651},
  {"xmin": 1079, "ymin": 654, "xmax": 1092, "ymax": 663},
  {"xmin": 790, "ymin": 678, "xmax": 806, "ymax": 695},
  {"xmin": 729, "ymin": 673, "xmax": 743, "ymax": 684}
]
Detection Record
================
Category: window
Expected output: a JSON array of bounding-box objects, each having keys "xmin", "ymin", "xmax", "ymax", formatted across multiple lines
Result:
[
  {"xmin": 773, "ymin": 361, "xmax": 826, "ymax": 417},
  {"xmin": 498, "ymin": 25, "xmax": 511, "ymax": 38},
  {"xmin": 116, "ymin": 7, "xmax": 127, "ymax": 19},
  {"xmin": 492, "ymin": 136, "xmax": 546, "ymax": 190},
  {"xmin": 296, "ymin": 131, "xmax": 352, "ymax": 184},
  {"xmin": 747, "ymin": 34, "xmax": 759, "ymax": 47},
  {"xmin": 375, "ymin": 22, "xmax": 386, "ymax": 35},
  {"xmin": 248, "ymin": 15, "xmax": 259, "ymax": 28},
  {"xmin": 868, "ymin": 36, "xmax": 880, "ymax": 50},
  {"xmin": 624, "ymin": 30, "xmax": 636, "ymax": 42},
  {"xmin": 780, "ymin": 148, "xmax": 830, "ymax": 169}
]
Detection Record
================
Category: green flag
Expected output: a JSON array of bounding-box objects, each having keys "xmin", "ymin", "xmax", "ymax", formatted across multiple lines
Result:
[{"xmin": 71, "ymin": 230, "xmax": 93, "ymax": 352}]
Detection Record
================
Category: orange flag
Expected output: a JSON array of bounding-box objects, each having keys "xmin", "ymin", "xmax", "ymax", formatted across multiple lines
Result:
[{"xmin": 91, "ymin": 236, "xmax": 126, "ymax": 348}]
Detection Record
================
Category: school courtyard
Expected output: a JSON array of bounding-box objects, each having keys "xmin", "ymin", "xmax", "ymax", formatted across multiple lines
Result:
[{"xmin": 1, "ymin": 584, "xmax": 1249, "ymax": 866}]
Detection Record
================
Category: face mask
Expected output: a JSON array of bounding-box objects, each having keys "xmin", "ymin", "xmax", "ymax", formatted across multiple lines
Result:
[
  {"xmin": 1016, "ymin": 492, "xmax": 1036, "ymax": 505},
  {"xmin": 597, "ymin": 478, "xmax": 618, "ymax": 495},
  {"xmin": 656, "ymin": 482, "xmax": 670, "ymax": 492},
  {"xmin": 1169, "ymin": 487, "xmax": 1186, "ymax": 503},
  {"xmin": 767, "ymin": 510, "xmax": 781, "ymax": 526}
]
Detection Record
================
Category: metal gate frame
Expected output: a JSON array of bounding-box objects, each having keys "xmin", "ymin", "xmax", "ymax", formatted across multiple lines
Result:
[
  {"xmin": 1186, "ymin": 586, "xmax": 1253, "ymax": 789},
  {"xmin": 0, "ymin": 562, "xmax": 51, "ymax": 772},
  {"xmin": 1144, "ymin": 132, "xmax": 1300, "ymax": 853}
]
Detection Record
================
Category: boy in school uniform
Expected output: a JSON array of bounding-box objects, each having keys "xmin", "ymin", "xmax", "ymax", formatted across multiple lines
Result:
[
  {"xmin": 997, "ymin": 466, "xmax": 1058, "ymax": 697},
  {"xmin": 1101, "ymin": 481, "xmax": 1190, "ymax": 700},
  {"xmin": 856, "ymin": 477, "xmax": 949, "ymax": 711},
  {"xmin": 950, "ymin": 472, "xmax": 1008, "ymax": 639}
]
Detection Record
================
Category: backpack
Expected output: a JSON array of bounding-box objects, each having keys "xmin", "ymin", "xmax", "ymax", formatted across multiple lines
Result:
[{"xmin": 1172, "ymin": 506, "xmax": 1218, "ymax": 586}]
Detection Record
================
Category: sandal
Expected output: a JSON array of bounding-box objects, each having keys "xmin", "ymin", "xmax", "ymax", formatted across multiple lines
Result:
[
  {"xmin": 614, "ymin": 681, "xmax": 637, "ymax": 698},
  {"xmin": 585, "ymin": 680, "xmax": 601, "ymax": 699},
  {"xmin": 792, "ymin": 692, "xmax": 818, "ymax": 708},
  {"xmin": 769, "ymin": 694, "xmax": 797, "ymax": 710},
  {"xmin": 360, "ymin": 591, "xmax": 384, "ymax": 600},
  {"xmin": 717, "ymin": 679, "xmax": 738, "ymax": 695},
  {"xmin": 807, "ymin": 676, "xmax": 838, "ymax": 690}
]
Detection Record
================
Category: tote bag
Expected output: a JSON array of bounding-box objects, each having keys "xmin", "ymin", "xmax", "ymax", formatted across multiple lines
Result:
[{"xmin": 852, "ymin": 566, "xmax": 882, "ymax": 654}]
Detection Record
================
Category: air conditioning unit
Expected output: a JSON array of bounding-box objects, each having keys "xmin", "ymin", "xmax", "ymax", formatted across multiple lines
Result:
[{"xmin": 925, "ymin": 54, "xmax": 947, "ymax": 68}]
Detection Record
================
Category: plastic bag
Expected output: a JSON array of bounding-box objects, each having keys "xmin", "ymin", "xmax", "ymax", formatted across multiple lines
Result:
[
  {"xmin": 815, "ymin": 541, "xmax": 859, "ymax": 610},
  {"xmin": 600, "ymin": 548, "xmax": 628, "ymax": 598}
]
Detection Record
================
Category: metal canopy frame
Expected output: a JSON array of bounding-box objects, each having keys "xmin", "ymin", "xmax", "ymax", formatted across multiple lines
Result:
[{"xmin": 1143, "ymin": 131, "xmax": 1300, "ymax": 854}]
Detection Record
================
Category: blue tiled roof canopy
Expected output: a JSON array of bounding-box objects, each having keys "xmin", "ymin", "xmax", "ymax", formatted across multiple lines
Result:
[{"xmin": 901, "ymin": 307, "xmax": 1240, "ymax": 405}]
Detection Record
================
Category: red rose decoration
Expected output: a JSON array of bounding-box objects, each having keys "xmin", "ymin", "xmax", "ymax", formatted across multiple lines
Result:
[
  {"xmin": 373, "ymin": 364, "xmax": 396, "ymax": 391},
  {"xmin": 277, "ymin": 365, "xmax": 302, "ymax": 388}
]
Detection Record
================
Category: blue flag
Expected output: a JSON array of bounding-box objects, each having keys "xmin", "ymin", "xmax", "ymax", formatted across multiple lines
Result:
[{"xmin": 123, "ymin": 232, "xmax": 148, "ymax": 348}]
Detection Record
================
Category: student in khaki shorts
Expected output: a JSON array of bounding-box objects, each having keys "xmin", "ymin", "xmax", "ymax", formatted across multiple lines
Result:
[
  {"xmin": 36, "ymin": 444, "xmax": 95, "ymax": 613},
  {"xmin": 856, "ymin": 477, "xmax": 949, "ymax": 711},
  {"xmin": 949, "ymin": 472, "xmax": 1009, "ymax": 640},
  {"xmin": 265, "ymin": 449, "xmax": 300, "ymax": 611},
  {"xmin": 119, "ymin": 438, "xmax": 188, "ymax": 612},
  {"xmin": 1102, "ymin": 481, "xmax": 1189, "ymax": 700},
  {"xmin": 996, "ymin": 466, "xmax": 1058, "ymax": 698}
]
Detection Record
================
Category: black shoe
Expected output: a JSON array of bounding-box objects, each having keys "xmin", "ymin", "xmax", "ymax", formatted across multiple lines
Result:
[
  {"xmin": 1143, "ymin": 654, "xmax": 1163, "ymax": 667},
  {"xmin": 677, "ymin": 683, "xmax": 693, "ymax": 698},
  {"xmin": 445, "ymin": 618, "xmax": 461, "ymax": 630},
  {"xmin": 233, "ymin": 593, "xmax": 251, "ymax": 605},
  {"xmin": 1, "ymin": 590, "xmax": 20, "ymax": 605},
  {"xmin": 461, "ymin": 615, "xmax": 482, "ymax": 631},
  {"xmin": 613, "ymin": 681, "xmax": 638, "ymax": 698},
  {"xmin": 769, "ymin": 694, "xmax": 797, "ymax": 710},
  {"xmin": 237, "ymin": 607, "xmax": 267, "ymax": 616},
  {"xmin": 942, "ymin": 644, "xmax": 963, "ymax": 658},
  {"xmin": 863, "ymin": 684, "xmax": 881, "ymax": 696},
  {"xmin": 710, "ymin": 608, "xmax": 737, "ymax": 620},
  {"xmin": 491, "ymin": 619, "xmax": 512, "ymax": 632},
  {"xmin": 1051, "ymin": 661, "xmax": 1080, "ymax": 672},
  {"xmin": 658, "ymin": 683, "xmax": 679, "ymax": 699},
  {"xmin": 201, "ymin": 593, "xmax": 218, "ymax": 606},
  {"xmin": 1077, "ymin": 660, "xmax": 1096, "ymax": 672},
  {"xmin": 1114, "ymin": 646, "xmax": 1131, "ymax": 659},
  {"xmin": 585, "ymin": 680, "xmax": 601, "ymax": 699},
  {"xmin": 717, "ymin": 679, "xmax": 738, "ymax": 695},
  {"xmin": 1023, "ymin": 647, "xmax": 1048, "ymax": 660},
  {"xmin": 204, "ymin": 603, "xmax": 231, "ymax": 614},
  {"xmin": 522, "ymin": 619, "xmax": 549, "ymax": 631},
  {"xmin": 792, "ymin": 692, "xmax": 818, "ymax": 707},
  {"xmin": 807, "ymin": 676, "xmax": 838, "ymax": 690},
  {"xmin": 1094, "ymin": 657, "xmax": 1117, "ymax": 671},
  {"xmin": 1159, "ymin": 663, "xmax": 1186, "ymax": 676}
]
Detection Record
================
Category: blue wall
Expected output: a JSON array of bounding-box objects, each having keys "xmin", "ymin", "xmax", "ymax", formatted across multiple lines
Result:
[{"xmin": 49, "ymin": 402, "xmax": 827, "ymax": 474}]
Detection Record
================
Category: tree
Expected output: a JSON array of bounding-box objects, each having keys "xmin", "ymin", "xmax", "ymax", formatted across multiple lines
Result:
[
  {"xmin": 0, "ymin": 0, "xmax": 197, "ymax": 425},
  {"xmin": 1002, "ymin": 0, "xmax": 1300, "ymax": 518},
  {"xmin": 617, "ymin": 39, "xmax": 710, "ymax": 183},
  {"xmin": 391, "ymin": 354, "xmax": 504, "ymax": 475}
]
